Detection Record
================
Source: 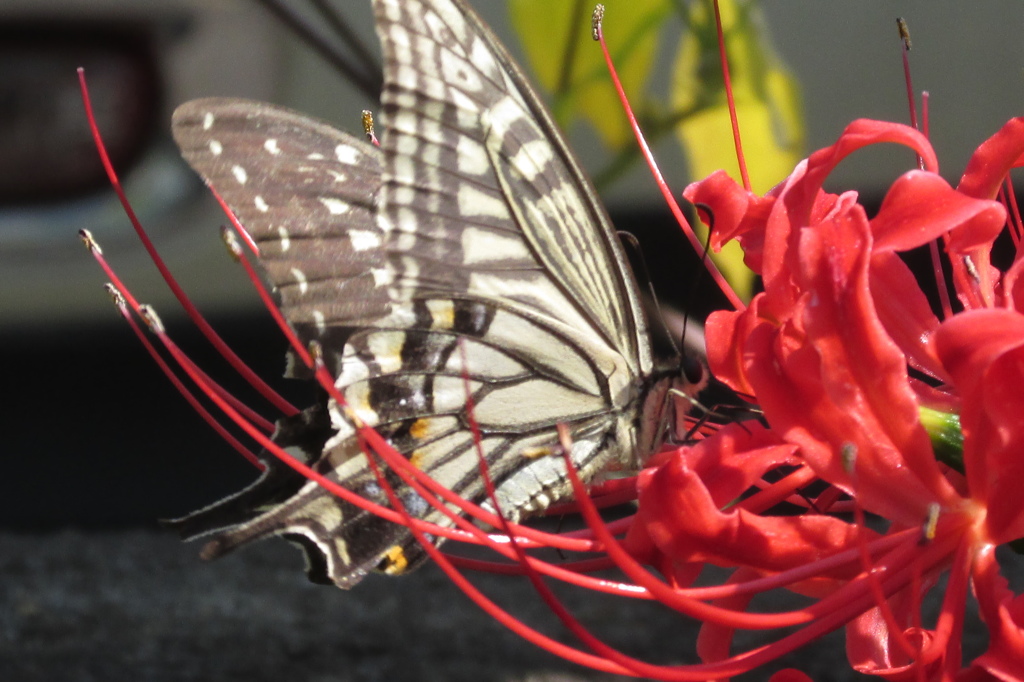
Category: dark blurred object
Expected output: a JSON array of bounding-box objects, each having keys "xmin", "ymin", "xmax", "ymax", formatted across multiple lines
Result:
[
  {"xmin": 0, "ymin": 20, "xmax": 162, "ymax": 205},
  {"xmin": 0, "ymin": 2, "xmax": 283, "ymax": 327}
]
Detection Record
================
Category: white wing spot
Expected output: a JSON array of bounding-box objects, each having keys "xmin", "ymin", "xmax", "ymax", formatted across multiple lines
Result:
[
  {"xmin": 396, "ymin": 134, "xmax": 420, "ymax": 157},
  {"xmin": 312, "ymin": 309, "xmax": 326, "ymax": 335},
  {"xmin": 231, "ymin": 165, "xmax": 248, "ymax": 185},
  {"xmin": 440, "ymin": 50, "xmax": 481, "ymax": 92},
  {"xmin": 426, "ymin": 300, "xmax": 455, "ymax": 330},
  {"xmin": 368, "ymin": 332, "xmax": 404, "ymax": 374},
  {"xmin": 470, "ymin": 36, "xmax": 498, "ymax": 77},
  {"xmin": 276, "ymin": 226, "xmax": 291, "ymax": 252},
  {"xmin": 319, "ymin": 197, "xmax": 351, "ymax": 215},
  {"xmin": 462, "ymin": 227, "xmax": 531, "ymax": 264},
  {"xmin": 327, "ymin": 170, "xmax": 349, "ymax": 183},
  {"xmin": 209, "ymin": 140, "xmax": 223, "ymax": 156},
  {"xmin": 349, "ymin": 229, "xmax": 381, "ymax": 251},
  {"xmin": 264, "ymin": 138, "xmax": 281, "ymax": 155},
  {"xmin": 393, "ymin": 231, "xmax": 415, "ymax": 251},
  {"xmin": 456, "ymin": 136, "xmax": 488, "ymax": 176},
  {"xmin": 254, "ymin": 195, "xmax": 269, "ymax": 212},
  {"xmin": 307, "ymin": 152, "xmax": 325, "ymax": 160},
  {"xmin": 335, "ymin": 144, "xmax": 360, "ymax": 164},
  {"xmin": 346, "ymin": 383, "xmax": 379, "ymax": 427},
  {"xmin": 371, "ymin": 266, "xmax": 394, "ymax": 287},
  {"xmin": 458, "ymin": 184, "xmax": 508, "ymax": 219},
  {"xmin": 486, "ymin": 96, "xmax": 526, "ymax": 141},
  {"xmin": 290, "ymin": 267, "xmax": 308, "ymax": 295},
  {"xmin": 202, "ymin": 112, "xmax": 214, "ymax": 130},
  {"xmin": 511, "ymin": 139, "xmax": 555, "ymax": 182},
  {"xmin": 382, "ymin": 0, "xmax": 402, "ymax": 23}
]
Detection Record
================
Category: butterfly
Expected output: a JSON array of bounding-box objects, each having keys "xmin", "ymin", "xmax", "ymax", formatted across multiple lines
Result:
[{"xmin": 168, "ymin": 0, "xmax": 690, "ymax": 588}]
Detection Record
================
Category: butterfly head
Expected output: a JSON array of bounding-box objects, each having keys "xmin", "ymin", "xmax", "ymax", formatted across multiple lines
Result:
[{"xmin": 636, "ymin": 356, "xmax": 708, "ymax": 465}]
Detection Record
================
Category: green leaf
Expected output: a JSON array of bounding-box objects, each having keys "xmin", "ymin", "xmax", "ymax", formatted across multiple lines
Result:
[
  {"xmin": 508, "ymin": 0, "xmax": 670, "ymax": 148},
  {"xmin": 672, "ymin": 0, "xmax": 804, "ymax": 195},
  {"xmin": 510, "ymin": 2, "xmax": 803, "ymax": 301},
  {"xmin": 670, "ymin": 0, "xmax": 803, "ymax": 299}
]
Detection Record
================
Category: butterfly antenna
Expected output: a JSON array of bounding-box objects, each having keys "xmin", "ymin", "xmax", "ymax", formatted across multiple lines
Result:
[
  {"xmin": 676, "ymin": 201, "xmax": 718, "ymax": 356},
  {"xmin": 252, "ymin": 0, "xmax": 382, "ymax": 98}
]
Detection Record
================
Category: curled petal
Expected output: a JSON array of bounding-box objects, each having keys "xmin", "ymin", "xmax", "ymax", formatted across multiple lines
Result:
[
  {"xmin": 759, "ymin": 120, "xmax": 935, "ymax": 309},
  {"xmin": 999, "ymin": 256, "xmax": 1024, "ymax": 312},
  {"xmin": 631, "ymin": 437, "xmax": 867, "ymax": 584},
  {"xmin": 847, "ymin": 592, "xmax": 945, "ymax": 681},
  {"xmin": 948, "ymin": 119, "xmax": 1024, "ymax": 308},
  {"xmin": 783, "ymin": 119, "xmax": 938, "ymax": 228},
  {"xmin": 957, "ymin": 117, "xmax": 1024, "ymax": 200},
  {"xmin": 748, "ymin": 210, "xmax": 958, "ymax": 523},
  {"xmin": 704, "ymin": 299, "xmax": 768, "ymax": 396},
  {"xmin": 934, "ymin": 309, "xmax": 1024, "ymax": 544},
  {"xmin": 869, "ymin": 252, "xmax": 945, "ymax": 381},
  {"xmin": 684, "ymin": 169, "xmax": 775, "ymax": 272},
  {"xmin": 968, "ymin": 546, "xmax": 1024, "ymax": 680},
  {"xmin": 656, "ymin": 421, "xmax": 799, "ymax": 506},
  {"xmin": 871, "ymin": 171, "xmax": 1005, "ymax": 254}
]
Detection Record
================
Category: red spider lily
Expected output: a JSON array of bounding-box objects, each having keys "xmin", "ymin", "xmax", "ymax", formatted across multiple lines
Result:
[
  {"xmin": 79, "ymin": 10, "xmax": 1024, "ymax": 682},
  {"xmin": 637, "ymin": 116, "xmax": 1024, "ymax": 680}
]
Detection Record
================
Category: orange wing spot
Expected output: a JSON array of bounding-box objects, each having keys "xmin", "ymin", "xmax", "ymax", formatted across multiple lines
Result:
[
  {"xmin": 409, "ymin": 418, "xmax": 432, "ymax": 440},
  {"xmin": 409, "ymin": 448, "xmax": 426, "ymax": 469},
  {"xmin": 426, "ymin": 299, "xmax": 455, "ymax": 329},
  {"xmin": 381, "ymin": 545, "xmax": 409, "ymax": 574},
  {"xmin": 522, "ymin": 445, "xmax": 558, "ymax": 459}
]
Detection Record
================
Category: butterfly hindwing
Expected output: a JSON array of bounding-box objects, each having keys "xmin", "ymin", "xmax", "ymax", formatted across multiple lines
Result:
[{"xmin": 168, "ymin": 0, "xmax": 676, "ymax": 588}]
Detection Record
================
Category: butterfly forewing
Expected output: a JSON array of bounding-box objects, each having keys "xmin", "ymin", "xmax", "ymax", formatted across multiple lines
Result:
[
  {"xmin": 168, "ymin": 0, "xmax": 678, "ymax": 588},
  {"xmin": 374, "ymin": 0, "xmax": 651, "ymax": 371}
]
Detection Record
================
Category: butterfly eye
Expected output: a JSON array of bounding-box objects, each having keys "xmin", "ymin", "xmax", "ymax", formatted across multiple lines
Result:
[{"xmin": 680, "ymin": 355, "xmax": 704, "ymax": 386}]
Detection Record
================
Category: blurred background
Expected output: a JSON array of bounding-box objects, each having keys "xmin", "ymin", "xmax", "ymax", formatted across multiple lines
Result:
[{"xmin": 3, "ymin": 1, "xmax": 1023, "ymax": 680}]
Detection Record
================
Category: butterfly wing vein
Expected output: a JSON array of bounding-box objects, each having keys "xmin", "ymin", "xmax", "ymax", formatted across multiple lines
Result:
[{"xmin": 167, "ymin": 0, "xmax": 670, "ymax": 588}]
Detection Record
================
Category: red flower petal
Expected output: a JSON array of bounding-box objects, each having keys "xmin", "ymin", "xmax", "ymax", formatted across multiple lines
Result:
[
  {"xmin": 631, "ymin": 424, "xmax": 862, "ymax": 585},
  {"xmin": 783, "ymin": 119, "xmax": 938, "ymax": 229},
  {"xmin": 684, "ymin": 169, "xmax": 782, "ymax": 277},
  {"xmin": 957, "ymin": 117, "xmax": 1024, "ymax": 201},
  {"xmin": 847, "ymin": 592, "xmax": 940, "ymax": 680},
  {"xmin": 934, "ymin": 309, "xmax": 1024, "ymax": 545},
  {"xmin": 747, "ymin": 209, "xmax": 959, "ymax": 524},
  {"xmin": 966, "ymin": 545, "xmax": 1024, "ymax": 680},
  {"xmin": 704, "ymin": 300, "xmax": 768, "ymax": 396},
  {"xmin": 868, "ymin": 252, "xmax": 945, "ymax": 381},
  {"xmin": 871, "ymin": 171, "xmax": 1004, "ymax": 254}
]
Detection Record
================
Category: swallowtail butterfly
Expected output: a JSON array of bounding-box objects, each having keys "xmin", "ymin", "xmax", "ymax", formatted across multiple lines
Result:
[{"xmin": 170, "ymin": 0, "xmax": 689, "ymax": 588}]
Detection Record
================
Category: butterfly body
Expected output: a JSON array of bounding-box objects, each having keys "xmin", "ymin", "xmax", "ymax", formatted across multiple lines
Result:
[{"xmin": 170, "ymin": 0, "xmax": 683, "ymax": 588}]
